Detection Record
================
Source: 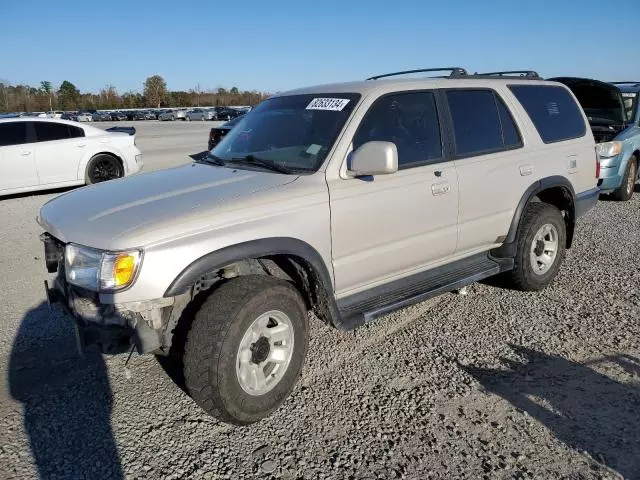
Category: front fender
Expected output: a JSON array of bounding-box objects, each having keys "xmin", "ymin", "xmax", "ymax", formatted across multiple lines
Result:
[{"xmin": 164, "ymin": 237, "xmax": 334, "ymax": 297}]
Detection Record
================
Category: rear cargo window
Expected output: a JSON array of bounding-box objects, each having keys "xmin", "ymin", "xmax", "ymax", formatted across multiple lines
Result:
[{"xmin": 509, "ymin": 85, "xmax": 586, "ymax": 143}]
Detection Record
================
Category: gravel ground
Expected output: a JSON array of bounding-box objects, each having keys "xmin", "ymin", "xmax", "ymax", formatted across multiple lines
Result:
[{"xmin": 0, "ymin": 122, "xmax": 639, "ymax": 479}]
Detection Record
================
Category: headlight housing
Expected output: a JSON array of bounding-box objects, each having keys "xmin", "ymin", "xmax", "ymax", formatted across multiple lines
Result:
[
  {"xmin": 65, "ymin": 244, "xmax": 142, "ymax": 292},
  {"xmin": 595, "ymin": 141, "xmax": 622, "ymax": 158}
]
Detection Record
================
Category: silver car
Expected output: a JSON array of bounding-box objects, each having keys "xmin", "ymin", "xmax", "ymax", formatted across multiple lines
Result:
[
  {"xmin": 76, "ymin": 112, "xmax": 93, "ymax": 122},
  {"xmin": 186, "ymin": 108, "xmax": 215, "ymax": 121},
  {"xmin": 158, "ymin": 109, "xmax": 187, "ymax": 121}
]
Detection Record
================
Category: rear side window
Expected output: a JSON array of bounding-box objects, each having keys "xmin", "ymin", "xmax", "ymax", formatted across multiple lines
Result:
[
  {"xmin": 69, "ymin": 125, "xmax": 85, "ymax": 138},
  {"xmin": 509, "ymin": 85, "xmax": 586, "ymax": 143},
  {"xmin": 446, "ymin": 89, "xmax": 522, "ymax": 157},
  {"xmin": 34, "ymin": 122, "xmax": 84, "ymax": 142},
  {"xmin": 0, "ymin": 122, "xmax": 27, "ymax": 147},
  {"xmin": 353, "ymin": 91, "xmax": 443, "ymax": 168},
  {"xmin": 497, "ymin": 99, "xmax": 520, "ymax": 147}
]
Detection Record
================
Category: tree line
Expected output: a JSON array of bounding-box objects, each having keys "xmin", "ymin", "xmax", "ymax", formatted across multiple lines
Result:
[{"xmin": 0, "ymin": 75, "xmax": 270, "ymax": 113}]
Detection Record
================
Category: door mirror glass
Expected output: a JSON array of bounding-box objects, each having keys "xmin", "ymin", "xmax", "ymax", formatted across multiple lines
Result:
[{"xmin": 348, "ymin": 141, "xmax": 398, "ymax": 176}]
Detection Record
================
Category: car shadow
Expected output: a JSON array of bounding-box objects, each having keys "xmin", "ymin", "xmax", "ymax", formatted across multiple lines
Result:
[
  {"xmin": 461, "ymin": 345, "xmax": 640, "ymax": 478},
  {"xmin": 8, "ymin": 303, "xmax": 123, "ymax": 479},
  {"xmin": 0, "ymin": 186, "xmax": 77, "ymax": 202}
]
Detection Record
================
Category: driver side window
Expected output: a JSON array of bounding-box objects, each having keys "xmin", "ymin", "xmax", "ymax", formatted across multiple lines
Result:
[{"xmin": 352, "ymin": 91, "xmax": 443, "ymax": 169}]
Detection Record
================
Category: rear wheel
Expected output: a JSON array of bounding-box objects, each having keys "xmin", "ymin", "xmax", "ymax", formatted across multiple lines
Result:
[
  {"xmin": 183, "ymin": 275, "xmax": 308, "ymax": 425},
  {"xmin": 85, "ymin": 154, "xmax": 123, "ymax": 184},
  {"xmin": 611, "ymin": 156, "xmax": 637, "ymax": 201},
  {"xmin": 505, "ymin": 202, "xmax": 566, "ymax": 291}
]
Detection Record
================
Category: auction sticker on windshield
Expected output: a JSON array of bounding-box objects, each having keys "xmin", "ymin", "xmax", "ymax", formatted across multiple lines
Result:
[{"xmin": 306, "ymin": 98, "xmax": 350, "ymax": 111}]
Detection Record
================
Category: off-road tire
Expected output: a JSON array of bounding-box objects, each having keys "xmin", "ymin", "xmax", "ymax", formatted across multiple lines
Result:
[
  {"xmin": 85, "ymin": 154, "xmax": 123, "ymax": 184},
  {"xmin": 611, "ymin": 156, "xmax": 637, "ymax": 201},
  {"xmin": 183, "ymin": 275, "xmax": 308, "ymax": 425},
  {"xmin": 506, "ymin": 202, "xmax": 566, "ymax": 291}
]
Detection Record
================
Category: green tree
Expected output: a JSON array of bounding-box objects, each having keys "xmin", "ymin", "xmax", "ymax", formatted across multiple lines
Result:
[
  {"xmin": 40, "ymin": 80, "xmax": 53, "ymax": 111},
  {"xmin": 143, "ymin": 75, "xmax": 167, "ymax": 108},
  {"xmin": 230, "ymin": 86, "xmax": 239, "ymax": 95},
  {"xmin": 57, "ymin": 80, "xmax": 80, "ymax": 110}
]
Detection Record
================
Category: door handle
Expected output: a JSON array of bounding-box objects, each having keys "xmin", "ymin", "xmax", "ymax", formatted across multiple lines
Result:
[
  {"xmin": 21, "ymin": 151, "xmax": 32, "ymax": 156},
  {"xmin": 77, "ymin": 144, "xmax": 86, "ymax": 148},
  {"xmin": 431, "ymin": 182, "xmax": 451, "ymax": 196},
  {"xmin": 519, "ymin": 164, "xmax": 533, "ymax": 176}
]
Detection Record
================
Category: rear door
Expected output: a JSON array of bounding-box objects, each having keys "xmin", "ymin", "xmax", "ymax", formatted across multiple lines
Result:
[
  {"xmin": 33, "ymin": 121, "xmax": 86, "ymax": 185},
  {"xmin": 444, "ymin": 88, "xmax": 529, "ymax": 254},
  {"xmin": 0, "ymin": 121, "xmax": 39, "ymax": 191}
]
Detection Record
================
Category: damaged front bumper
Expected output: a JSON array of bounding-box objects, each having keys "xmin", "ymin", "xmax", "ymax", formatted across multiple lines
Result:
[{"xmin": 45, "ymin": 274, "xmax": 175, "ymax": 355}]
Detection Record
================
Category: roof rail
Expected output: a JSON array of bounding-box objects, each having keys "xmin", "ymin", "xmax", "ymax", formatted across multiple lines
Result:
[
  {"xmin": 611, "ymin": 81, "xmax": 640, "ymax": 85},
  {"xmin": 474, "ymin": 70, "xmax": 541, "ymax": 79},
  {"xmin": 366, "ymin": 67, "xmax": 467, "ymax": 81}
]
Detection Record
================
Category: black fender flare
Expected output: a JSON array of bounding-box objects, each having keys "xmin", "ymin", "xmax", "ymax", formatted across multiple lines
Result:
[
  {"xmin": 493, "ymin": 176, "xmax": 576, "ymax": 257},
  {"xmin": 164, "ymin": 237, "xmax": 335, "ymax": 297}
]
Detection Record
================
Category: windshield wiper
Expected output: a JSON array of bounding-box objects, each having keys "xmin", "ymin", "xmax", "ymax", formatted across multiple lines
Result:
[
  {"xmin": 228, "ymin": 155, "xmax": 293, "ymax": 174},
  {"xmin": 198, "ymin": 152, "xmax": 226, "ymax": 166}
]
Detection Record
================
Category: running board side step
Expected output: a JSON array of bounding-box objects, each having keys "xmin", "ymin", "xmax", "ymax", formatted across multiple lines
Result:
[{"xmin": 335, "ymin": 253, "xmax": 513, "ymax": 331}]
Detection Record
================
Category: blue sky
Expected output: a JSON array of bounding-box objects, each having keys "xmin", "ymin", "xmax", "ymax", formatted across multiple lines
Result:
[{"xmin": 3, "ymin": 0, "xmax": 639, "ymax": 94}]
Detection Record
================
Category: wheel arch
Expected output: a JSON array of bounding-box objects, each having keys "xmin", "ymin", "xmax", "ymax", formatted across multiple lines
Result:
[
  {"xmin": 493, "ymin": 176, "xmax": 576, "ymax": 257},
  {"xmin": 78, "ymin": 149, "xmax": 125, "ymax": 181},
  {"xmin": 163, "ymin": 237, "xmax": 341, "ymax": 327}
]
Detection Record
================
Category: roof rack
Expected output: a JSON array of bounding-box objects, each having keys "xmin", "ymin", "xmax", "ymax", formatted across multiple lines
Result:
[
  {"xmin": 474, "ymin": 70, "xmax": 541, "ymax": 79},
  {"xmin": 366, "ymin": 67, "xmax": 467, "ymax": 81}
]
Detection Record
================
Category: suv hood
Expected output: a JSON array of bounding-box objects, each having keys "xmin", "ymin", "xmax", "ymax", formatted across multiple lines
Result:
[{"xmin": 38, "ymin": 163, "xmax": 298, "ymax": 249}]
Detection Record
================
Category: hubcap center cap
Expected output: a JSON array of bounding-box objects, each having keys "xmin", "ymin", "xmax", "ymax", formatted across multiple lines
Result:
[
  {"xmin": 534, "ymin": 239, "xmax": 545, "ymax": 256},
  {"xmin": 250, "ymin": 337, "xmax": 270, "ymax": 364}
]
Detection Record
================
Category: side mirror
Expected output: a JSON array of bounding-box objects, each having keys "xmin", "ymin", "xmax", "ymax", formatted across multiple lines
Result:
[{"xmin": 348, "ymin": 141, "xmax": 398, "ymax": 176}]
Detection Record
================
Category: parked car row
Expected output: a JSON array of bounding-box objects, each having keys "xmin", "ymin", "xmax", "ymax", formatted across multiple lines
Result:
[
  {"xmin": 1, "ymin": 107, "xmax": 252, "ymax": 123},
  {"xmin": 160, "ymin": 106, "xmax": 246, "ymax": 122}
]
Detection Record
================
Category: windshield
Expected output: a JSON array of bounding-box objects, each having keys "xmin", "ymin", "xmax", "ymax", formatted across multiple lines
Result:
[
  {"xmin": 568, "ymin": 83, "xmax": 627, "ymax": 124},
  {"xmin": 211, "ymin": 93, "xmax": 360, "ymax": 172},
  {"xmin": 622, "ymin": 92, "xmax": 638, "ymax": 122}
]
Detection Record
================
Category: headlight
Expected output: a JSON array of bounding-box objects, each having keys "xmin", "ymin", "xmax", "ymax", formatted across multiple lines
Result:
[
  {"xmin": 596, "ymin": 141, "xmax": 622, "ymax": 158},
  {"xmin": 65, "ymin": 244, "xmax": 142, "ymax": 291}
]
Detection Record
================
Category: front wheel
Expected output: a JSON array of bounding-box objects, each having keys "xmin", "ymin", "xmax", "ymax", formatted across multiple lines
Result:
[
  {"xmin": 505, "ymin": 202, "xmax": 566, "ymax": 291},
  {"xmin": 611, "ymin": 156, "xmax": 637, "ymax": 201},
  {"xmin": 85, "ymin": 154, "xmax": 123, "ymax": 184},
  {"xmin": 183, "ymin": 275, "xmax": 308, "ymax": 425}
]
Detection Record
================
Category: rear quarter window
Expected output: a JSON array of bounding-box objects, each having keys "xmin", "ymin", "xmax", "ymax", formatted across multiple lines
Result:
[{"xmin": 509, "ymin": 85, "xmax": 587, "ymax": 143}]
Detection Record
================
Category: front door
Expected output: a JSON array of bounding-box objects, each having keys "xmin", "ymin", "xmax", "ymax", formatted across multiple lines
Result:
[{"xmin": 328, "ymin": 91, "xmax": 459, "ymax": 296}]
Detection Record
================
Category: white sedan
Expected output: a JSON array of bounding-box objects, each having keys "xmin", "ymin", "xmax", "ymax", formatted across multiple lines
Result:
[{"xmin": 0, "ymin": 118, "xmax": 143, "ymax": 196}]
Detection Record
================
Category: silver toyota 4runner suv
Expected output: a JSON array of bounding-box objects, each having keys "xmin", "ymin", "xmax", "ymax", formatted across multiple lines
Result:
[{"xmin": 39, "ymin": 68, "xmax": 600, "ymax": 425}]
